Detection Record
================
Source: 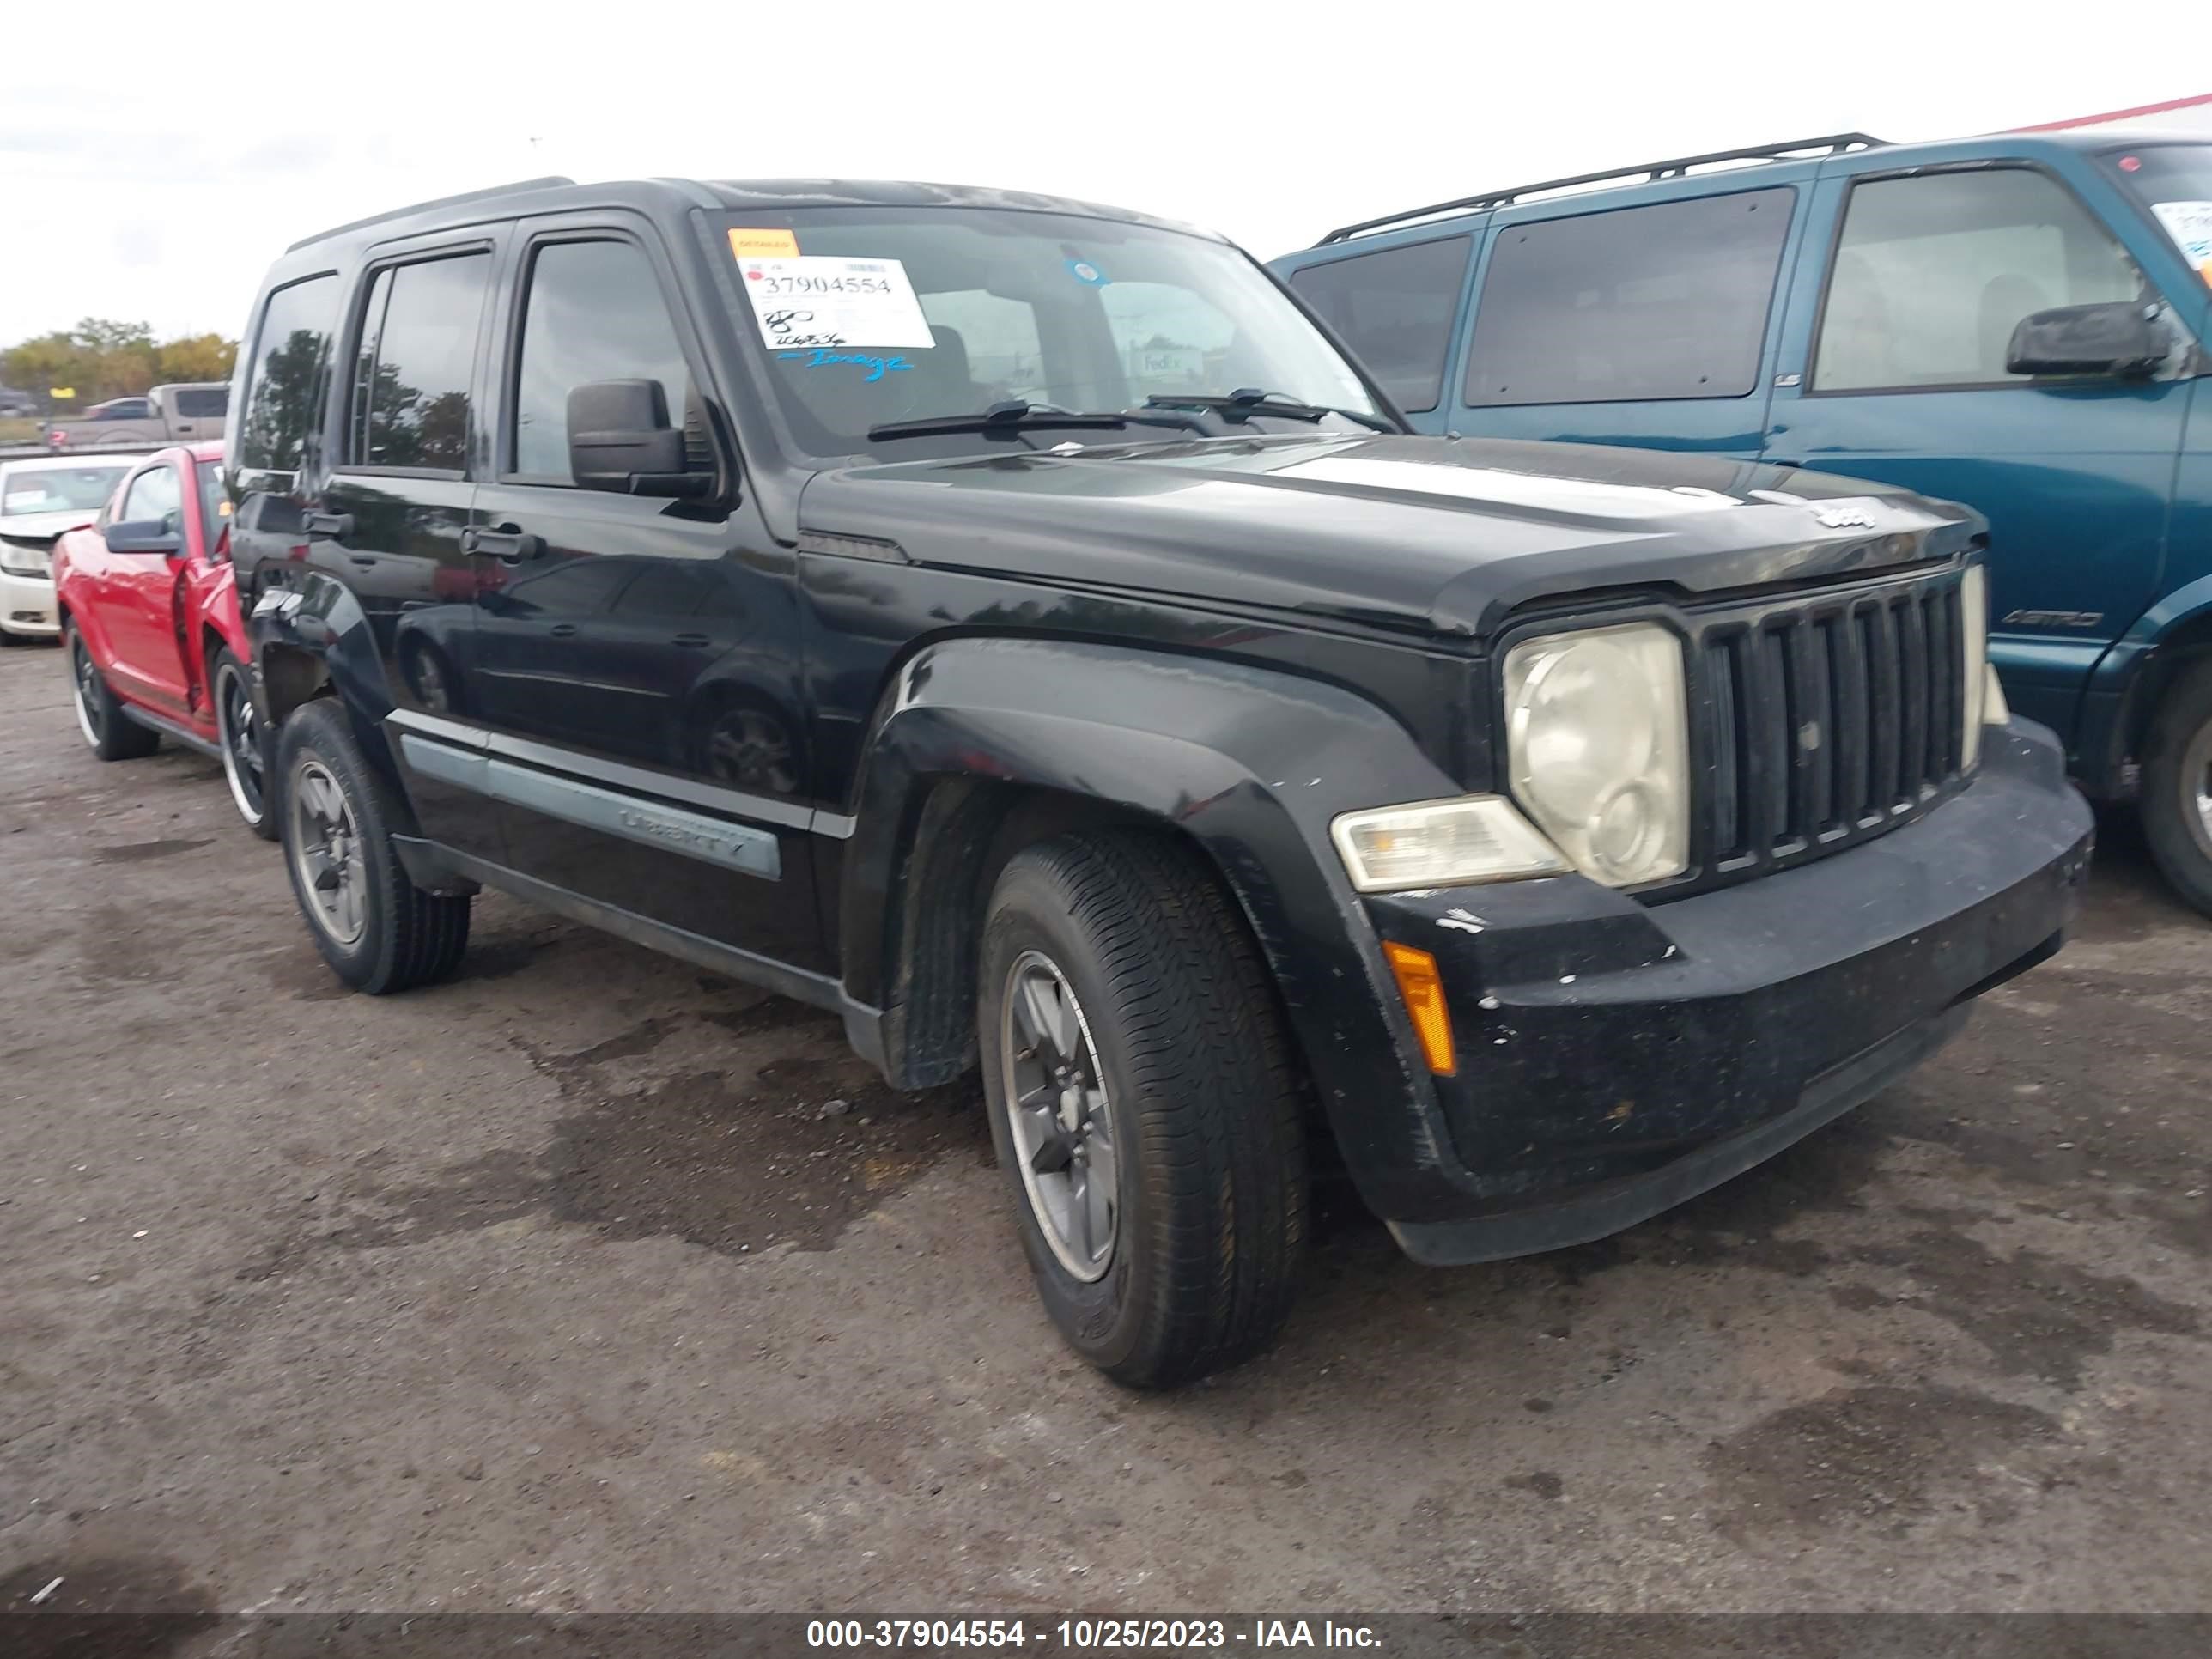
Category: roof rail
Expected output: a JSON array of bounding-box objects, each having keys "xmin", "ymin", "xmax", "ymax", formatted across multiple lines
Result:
[
  {"xmin": 286, "ymin": 176, "xmax": 579, "ymax": 252},
  {"xmin": 1315, "ymin": 134, "xmax": 1886, "ymax": 245}
]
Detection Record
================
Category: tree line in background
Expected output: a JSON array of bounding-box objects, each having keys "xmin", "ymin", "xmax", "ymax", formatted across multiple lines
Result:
[{"xmin": 1, "ymin": 319, "xmax": 239, "ymax": 410}]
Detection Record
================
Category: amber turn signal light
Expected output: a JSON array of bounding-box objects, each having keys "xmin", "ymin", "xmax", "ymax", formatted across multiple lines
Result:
[{"xmin": 1382, "ymin": 941, "xmax": 1457, "ymax": 1077}]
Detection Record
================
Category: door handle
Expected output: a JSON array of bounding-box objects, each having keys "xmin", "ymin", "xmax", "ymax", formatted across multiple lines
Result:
[
  {"xmin": 304, "ymin": 511, "xmax": 354, "ymax": 540},
  {"xmin": 671, "ymin": 632, "xmax": 710, "ymax": 648},
  {"xmin": 460, "ymin": 525, "xmax": 547, "ymax": 563},
  {"xmin": 548, "ymin": 623, "xmax": 578, "ymax": 639}
]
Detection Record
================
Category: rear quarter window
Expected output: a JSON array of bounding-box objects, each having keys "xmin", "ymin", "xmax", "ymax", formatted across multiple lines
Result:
[
  {"xmin": 1462, "ymin": 187, "xmax": 1795, "ymax": 407},
  {"xmin": 1289, "ymin": 236, "xmax": 1471, "ymax": 413},
  {"xmin": 237, "ymin": 274, "xmax": 340, "ymax": 473}
]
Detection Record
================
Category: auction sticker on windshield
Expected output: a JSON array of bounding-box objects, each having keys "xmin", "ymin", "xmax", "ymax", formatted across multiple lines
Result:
[
  {"xmin": 739, "ymin": 256, "xmax": 934, "ymax": 351},
  {"xmin": 2153, "ymin": 202, "xmax": 2212, "ymax": 286},
  {"xmin": 727, "ymin": 228, "xmax": 801, "ymax": 258}
]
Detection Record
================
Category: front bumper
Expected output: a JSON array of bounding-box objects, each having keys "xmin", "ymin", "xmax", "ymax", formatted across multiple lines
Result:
[
  {"xmin": 0, "ymin": 569, "xmax": 57, "ymax": 635},
  {"xmin": 1356, "ymin": 719, "xmax": 2094, "ymax": 1261}
]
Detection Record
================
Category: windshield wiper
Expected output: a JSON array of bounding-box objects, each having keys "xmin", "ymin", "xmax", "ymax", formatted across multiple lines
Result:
[
  {"xmin": 1144, "ymin": 387, "xmax": 1395, "ymax": 432},
  {"xmin": 868, "ymin": 402, "xmax": 1121, "ymax": 441},
  {"xmin": 867, "ymin": 400, "xmax": 1209, "ymax": 442}
]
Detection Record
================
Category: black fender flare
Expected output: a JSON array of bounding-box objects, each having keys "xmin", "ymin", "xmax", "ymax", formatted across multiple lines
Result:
[
  {"xmin": 246, "ymin": 571, "xmax": 413, "ymax": 817},
  {"xmin": 841, "ymin": 635, "xmax": 1467, "ymax": 1209}
]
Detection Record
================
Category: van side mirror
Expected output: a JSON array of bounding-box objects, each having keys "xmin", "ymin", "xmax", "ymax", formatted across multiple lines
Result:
[
  {"xmin": 2006, "ymin": 301, "xmax": 2164, "ymax": 379},
  {"xmin": 106, "ymin": 519, "xmax": 183, "ymax": 556},
  {"xmin": 566, "ymin": 380, "xmax": 708, "ymax": 498}
]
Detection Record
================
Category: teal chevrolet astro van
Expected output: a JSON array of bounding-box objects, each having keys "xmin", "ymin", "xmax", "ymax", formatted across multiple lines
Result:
[{"xmin": 1273, "ymin": 131, "xmax": 2212, "ymax": 914}]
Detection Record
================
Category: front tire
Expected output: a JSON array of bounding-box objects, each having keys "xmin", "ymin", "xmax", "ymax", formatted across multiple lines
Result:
[
  {"xmin": 979, "ymin": 830, "xmax": 1306, "ymax": 1389},
  {"xmin": 66, "ymin": 626, "xmax": 158, "ymax": 761},
  {"xmin": 275, "ymin": 698, "xmax": 471, "ymax": 993},
  {"xmin": 2142, "ymin": 660, "xmax": 2212, "ymax": 919},
  {"xmin": 211, "ymin": 647, "xmax": 277, "ymax": 840}
]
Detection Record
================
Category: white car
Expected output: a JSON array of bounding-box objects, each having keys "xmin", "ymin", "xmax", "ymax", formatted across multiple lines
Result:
[{"xmin": 0, "ymin": 457, "xmax": 135, "ymax": 644}]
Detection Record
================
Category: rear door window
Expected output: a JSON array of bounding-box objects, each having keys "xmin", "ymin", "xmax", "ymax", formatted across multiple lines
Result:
[
  {"xmin": 172, "ymin": 387, "xmax": 228, "ymax": 418},
  {"xmin": 1289, "ymin": 236, "xmax": 1470, "ymax": 412},
  {"xmin": 1812, "ymin": 168, "xmax": 2148, "ymax": 392},
  {"xmin": 1462, "ymin": 187, "xmax": 1794, "ymax": 406},
  {"xmin": 346, "ymin": 252, "xmax": 492, "ymax": 472},
  {"xmin": 236, "ymin": 274, "xmax": 339, "ymax": 473}
]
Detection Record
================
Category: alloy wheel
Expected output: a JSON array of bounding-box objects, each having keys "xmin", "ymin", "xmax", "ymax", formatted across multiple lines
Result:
[
  {"xmin": 216, "ymin": 663, "xmax": 266, "ymax": 824},
  {"xmin": 289, "ymin": 760, "xmax": 367, "ymax": 945},
  {"xmin": 1000, "ymin": 949, "xmax": 1119, "ymax": 1281}
]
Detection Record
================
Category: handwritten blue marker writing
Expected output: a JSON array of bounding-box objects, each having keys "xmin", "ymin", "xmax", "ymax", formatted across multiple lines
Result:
[{"xmin": 779, "ymin": 349, "xmax": 913, "ymax": 382}]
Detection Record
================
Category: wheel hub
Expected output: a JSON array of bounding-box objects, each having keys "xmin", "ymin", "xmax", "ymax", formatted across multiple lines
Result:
[
  {"xmin": 1001, "ymin": 950, "xmax": 1118, "ymax": 1282},
  {"xmin": 289, "ymin": 760, "xmax": 367, "ymax": 946}
]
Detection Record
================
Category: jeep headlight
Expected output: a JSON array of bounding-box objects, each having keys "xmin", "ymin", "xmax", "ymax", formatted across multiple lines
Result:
[{"xmin": 1503, "ymin": 621, "xmax": 1690, "ymax": 888}]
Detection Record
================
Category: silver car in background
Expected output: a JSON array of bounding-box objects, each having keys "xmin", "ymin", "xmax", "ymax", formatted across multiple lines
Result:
[{"xmin": 0, "ymin": 457, "xmax": 133, "ymax": 644}]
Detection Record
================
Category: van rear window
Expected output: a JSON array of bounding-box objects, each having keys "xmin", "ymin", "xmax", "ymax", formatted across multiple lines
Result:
[
  {"xmin": 1289, "ymin": 237, "xmax": 1470, "ymax": 413},
  {"xmin": 1462, "ymin": 188, "xmax": 1794, "ymax": 408}
]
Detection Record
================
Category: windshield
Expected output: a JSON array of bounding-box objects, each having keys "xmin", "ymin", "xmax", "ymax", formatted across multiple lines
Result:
[
  {"xmin": 720, "ymin": 207, "xmax": 1385, "ymax": 461},
  {"xmin": 2, "ymin": 465, "xmax": 128, "ymax": 517},
  {"xmin": 2106, "ymin": 143, "xmax": 2212, "ymax": 287}
]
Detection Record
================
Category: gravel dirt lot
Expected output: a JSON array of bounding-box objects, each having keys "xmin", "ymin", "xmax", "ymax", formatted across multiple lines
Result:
[{"xmin": 1, "ymin": 640, "xmax": 2208, "ymax": 1620}]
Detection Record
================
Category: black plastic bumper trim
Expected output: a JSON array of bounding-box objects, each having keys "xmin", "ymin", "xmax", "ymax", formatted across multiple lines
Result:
[{"xmin": 1386, "ymin": 999, "xmax": 1975, "ymax": 1266}]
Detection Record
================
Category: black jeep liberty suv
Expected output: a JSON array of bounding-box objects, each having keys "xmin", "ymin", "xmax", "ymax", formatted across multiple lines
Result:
[{"xmin": 226, "ymin": 176, "xmax": 2094, "ymax": 1385}]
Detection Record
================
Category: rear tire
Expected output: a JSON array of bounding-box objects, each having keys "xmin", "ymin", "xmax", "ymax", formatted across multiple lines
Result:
[
  {"xmin": 2142, "ymin": 660, "xmax": 2212, "ymax": 919},
  {"xmin": 211, "ymin": 647, "xmax": 277, "ymax": 840},
  {"xmin": 66, "ymin": 626, "xmax": 159, "ymax": 761},
  {"xmin": 275, "ymin": 698, "xmax": 471, "ymax": 993},
  {"xmin": 979, "ymin": 830, "xmax": 1306, "ymax": 1389}
]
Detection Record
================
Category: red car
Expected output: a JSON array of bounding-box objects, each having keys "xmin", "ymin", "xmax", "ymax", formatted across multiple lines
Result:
[{"xmin": 52, "ymin": 441, "xmax": 274, "ymax": 837}]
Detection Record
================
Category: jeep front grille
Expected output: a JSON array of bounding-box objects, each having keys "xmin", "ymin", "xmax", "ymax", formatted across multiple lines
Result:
[{"xmin": 1696, "ymin": 567, "xmax": 1972, "ymax": 881}]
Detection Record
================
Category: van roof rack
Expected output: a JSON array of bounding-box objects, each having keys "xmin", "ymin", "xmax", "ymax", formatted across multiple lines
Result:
[
  {"xmin": 1314, "ymin": 134, "xmax": 1887, "ymax": 245},
  {"xmin": 287, "ymin": 176, "xmax": 579, "ymax": 252}
]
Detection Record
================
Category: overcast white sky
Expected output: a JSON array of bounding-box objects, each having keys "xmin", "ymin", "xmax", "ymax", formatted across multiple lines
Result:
[{"xmin": 4, "ymin": 3, "xmax": 2203, "ymax": 343}]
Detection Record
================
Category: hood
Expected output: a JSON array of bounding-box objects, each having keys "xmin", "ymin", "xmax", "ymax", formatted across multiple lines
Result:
[
  {"xmin": 0, "ymin": 509, "xmax": 100, "ymax": 543},
  {"xmin": 796, "ymin": 434, "xmax": 1982, "ymax": 638}
]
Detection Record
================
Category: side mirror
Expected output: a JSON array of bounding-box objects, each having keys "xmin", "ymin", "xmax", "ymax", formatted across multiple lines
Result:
[
  {"xmin": 106, "ymin": 518, "xmax": 183, "ymax": 556},
  {"xmin": 2006, "ymin": 301, "xmax": 2164, "ymax": 379},
  {"xmin": 567, "ymin": 380, "xmax": 708, "ymax": 498}
]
